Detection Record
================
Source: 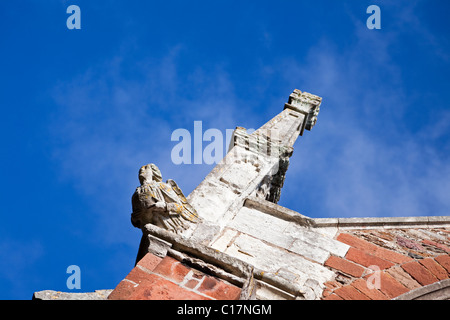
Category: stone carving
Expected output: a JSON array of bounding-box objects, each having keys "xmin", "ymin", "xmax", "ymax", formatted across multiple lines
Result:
[
  {"xmin": 253, "ymin": 175, "xmax": 272, "ymax": 200},
  {"xmin": 251, "ymin": 158, "xmax": 289, "ymax": 204},
  {"xmin": 266, "ymin": 157, "xmax": 290, "ymax": 203},
  {"xmin": 230, "ymin": 127, "xmax": 292, "ymax": 204},
  {"xmin": 284, "ymin": 89, "xmax": 322, "ymax": 132},
  {"xmin": 230, "ymin": 127, "xmax": 293, "ymax": 159},
  {"xmin": 131, "ymin": 164, "xmax": 199, "ymax": 234}
]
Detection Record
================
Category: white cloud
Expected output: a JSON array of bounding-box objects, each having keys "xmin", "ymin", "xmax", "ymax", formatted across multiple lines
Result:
[
  {"xmin": 49, "ymin": 46, "xmax": 242, "ymax": 244},
  {"xmin": 276, "ymin": 5, "xmax": 450, "ymax": 218},
  {"xmin": 49, "ymin": 0, "xmax": 450, "ymax": 237}
]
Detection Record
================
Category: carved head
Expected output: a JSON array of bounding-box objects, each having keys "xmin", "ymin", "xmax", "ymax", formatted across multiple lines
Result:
[{"xmin": 138, "ymin": 163, "xmax": 162, "ymax": 185}]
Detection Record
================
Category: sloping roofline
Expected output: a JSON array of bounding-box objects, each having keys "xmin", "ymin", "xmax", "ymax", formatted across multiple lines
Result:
[{"xmin": 244, "ymin": 196, "xmax": 450, "ymax": 230}]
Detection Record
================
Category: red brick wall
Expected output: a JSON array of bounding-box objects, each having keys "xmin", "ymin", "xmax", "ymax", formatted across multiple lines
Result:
[
  {"xmin": 322, "ymin": 230, "xmax": 450, "ymax": 300},
  {"xmin": 108, "ymin": 253, "xmax": 242, "ymax": 300},
  {"xmin": 109, "ymin": 227, "xmax": 449, "ymax": 300}
]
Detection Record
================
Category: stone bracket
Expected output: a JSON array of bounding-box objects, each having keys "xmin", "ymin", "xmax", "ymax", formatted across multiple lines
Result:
[
  {"xmin": 284, "ymin": 89, "xmax": 322, "ymax": 134},
  {"xmin": 228, "ymin": 127, "xmax": 293, "ymax": 203},
  {"xmin": 228, "ymin": 127, "xmax": 293, "ymax": 158},
  {"xmin": 147, "ymin": 234, "xmax": 173, "ymax": 258}
]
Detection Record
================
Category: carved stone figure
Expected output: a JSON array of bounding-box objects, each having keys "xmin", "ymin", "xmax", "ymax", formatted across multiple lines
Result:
[{"xmin": 131, "ymin": 164, "xmax": 199, "ymax": 234}]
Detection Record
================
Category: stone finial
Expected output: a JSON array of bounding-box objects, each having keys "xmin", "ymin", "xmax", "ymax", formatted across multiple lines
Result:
[{"xmin": 284, "ymin": 89, "xmax": 322, "ymax": 132}]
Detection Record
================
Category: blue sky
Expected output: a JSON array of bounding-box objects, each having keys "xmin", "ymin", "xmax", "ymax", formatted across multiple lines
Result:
[{"xmin": 1, "ymin": 0, "xmax": 449, "ymax": 299}]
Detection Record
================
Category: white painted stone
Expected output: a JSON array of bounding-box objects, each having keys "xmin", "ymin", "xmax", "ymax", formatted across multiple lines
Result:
[
  {"xmin": 283, "ymin": 262, "xmax": 334, "ymax": 292},
  {"xmin": 188, "ymin": 181, "xmax": 237, "ymax": 224},
  {"xmin": 314, "ymin": 226, "xmax": 339, "ymax": 238},
  {"xmin": 227, "ymin": 206, "xmax": 349, "ymax": 263},
  {"xmin": 276, "ymin": 268, "xmax": 303, "ymax": 284},
  {"xmin": 187, "ymin": 148, "xmax": 278, "ymax": 230},
  {"xmin": 219, "ymin": 160, "xmax": 259, "ymax": 191},
  {"xmin": 255, "ymin": 281, "xmax": 297, "ymax": 300},
  {"xmin": 228, "ymin": 206, "xmax": 292, "ymax": 249},
  {"xmin": 224, "ymin": 233, "xmax": 335, "ymax": 287},
  {"xmin": 210, "ymin": 228, "xmax": 239, "ymax": 252},
  {"xmin": 288, "ymin": 239, "xmax": 331, "ymax": 264},
  {"xmin": 284, "ymin": 223, "xmax": 350, "ymax": 258}
]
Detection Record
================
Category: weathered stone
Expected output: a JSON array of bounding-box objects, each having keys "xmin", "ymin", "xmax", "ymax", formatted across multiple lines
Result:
[
  {"xmin": 419, "ymin": 258, "xmax": 449, "ymax": 281},
  {"xmin": 254, "ymin": 281, "xmax": 297, "ymax": 300},
  {"xmin": 210, "ymin": 228, "xmax": 239, "ymax": 252},
  {"xmin": 401, "ymin": 261, "xmax": 439, "ymax": 286},
  {"xmin": 284, "ymin": 224, "xmax": 350, "ymax": 261},
  {"xmin": 324, "ymin": 255, "xmax": 365, "ymax": 278},
  {"xmin": 224, "ymin": 233, "xmax": 335, "ymax": 289},
  {"xmin": 146, "ymin": 234, "xmax": 172, "ymax": 258},
  {"xmin": 187, "ymin": 89, "xmax": 322, "ymax": 231},
  {"xmin": 228, "ymin": 206, "xmax": 292, "ymax": 249},
  {"xmin": 350, "ymin": 278, "xmax": 388, "ymax": 300},
  {"xmin": 244, "ymin": 196, "xmax": 315, "ymax": 227},
  {"xmin": 131, "ymin": 164, "xmax": 200, "ymax": 234},
  {"xmin": 397, "ymin": 236, "xmax": 424, "ymax": 251},
  {"xmin": 32, "ymin": 290, "xmax": 112, "ymax": 300},
  {"xmin": 393, "ymin": 279, "xmax": 450, "ymax": 300}
]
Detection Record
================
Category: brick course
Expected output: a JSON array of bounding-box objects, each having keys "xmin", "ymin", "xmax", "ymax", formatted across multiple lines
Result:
[
  {"xmin": 422, "ymin": 240, "xmax": 450, "ymax": 253},
  {"xmin": 350, "ymin": 278, "xmax": 388, "ymax": 300},
  {"xmin": 324, "ymin": 255, "xmax": 365, "ymax": 278},
  {"xmin": 112, "ymin": 229, "xmax": 450, "ymax": 301},
  {"xmin": 323, "ymin": 293, "xmax": 343, "ymax": 300},
  {"xmin": 401, "ymin": 261, "xmax": 438, "ymax": 286},
  {"xmin": 136, "ymin": 252, "xmax": 163, "ymax": 271},
  {"xmin": 108, "ymin": 253, "xmax": 241, "ymax": 300},
  {"xmin": 197, "ymin": 275, "xmax": 242, "ymax": 300},
  {"xmin": 126, "ymin": 265, "xmax": 155, "ymax": 284},
  {"xmin": 419, "ymin": 258, "xmax": 449, "ymax": 281},
  {"xmin": 115, "ymin": 274, "xmax": 210, "ymax": 300},
  {"xmin": 370, "ymin": 272, "xmax": 409, "ymax": 299},
  {"xmin": 345, "ymin": 248, "xmax": 394, "ymax": 270},
  {"xmin": 337, "ymin": 233, "xmax": 412, "ymax": 264},
  {"xmin": 435, "ymin": 254, "xmax": 450, "ymax": 273},
  {"xmin": 334, "ymin": 285, "xmax": 370, "ymax": 300},
  {"xmin": 108, "ymin": 280, "xmax": 137, "ymax": 300},
  {"xmin": 323, "ymin": 229, "xmax": 450, "ymax": 300},
  {"xmin": 385, "ymin": 265, "xmax": 421, "ymax": 290},
  {"xmin": 153, "ymin": 256, "xmax": 191, "ymax": 283}
]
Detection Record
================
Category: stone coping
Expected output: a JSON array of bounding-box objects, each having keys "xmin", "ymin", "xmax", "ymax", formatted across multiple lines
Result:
[
  {"xmin": 315, "ymin": 216, "xmax": 450, "ymax": 229},
  {"xmin": 33, "ymin": 289, "xmax": 112, "ymax": 300},
  {"xmin": 244, "ymin": 196, "xmax": 450, "ymax": 230},
  {"xmin": 393, "ymin": 279, "xmax": 450, "ymax": 300}
]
